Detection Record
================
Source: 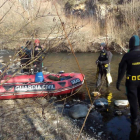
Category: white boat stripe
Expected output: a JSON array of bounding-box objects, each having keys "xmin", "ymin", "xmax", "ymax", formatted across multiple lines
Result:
[{"xmin": 0, "ymin": 80, "xmax": 84, "ymax": 96}]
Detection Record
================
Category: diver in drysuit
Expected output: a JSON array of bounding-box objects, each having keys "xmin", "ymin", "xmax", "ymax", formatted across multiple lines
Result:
[
  {"xmin": 96, "ymin": 43, "xmax": 113, "ymax": 87},
  {"xmin": 116, "ymin": 35, "xmax": 140, "ymax": 125}
]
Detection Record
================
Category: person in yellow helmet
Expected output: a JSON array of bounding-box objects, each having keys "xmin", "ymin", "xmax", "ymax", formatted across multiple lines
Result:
[{"xmin": 96, "ymin": 43, "xmax": 113, "ymax": 87}]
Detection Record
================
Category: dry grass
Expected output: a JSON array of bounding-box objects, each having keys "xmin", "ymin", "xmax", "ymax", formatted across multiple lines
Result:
[
  {"xmin": 0, "ymin": 0, "xmax": 139, "ymax": 52},
  {"xmin": 0, "ymin": 97, "xmax": 94, "ymax": 140}
]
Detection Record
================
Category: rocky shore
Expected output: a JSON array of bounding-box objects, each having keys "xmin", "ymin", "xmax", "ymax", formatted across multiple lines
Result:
[{"xmin": 0, "ymin": 93, "xmax": 135, "ymax": 140}]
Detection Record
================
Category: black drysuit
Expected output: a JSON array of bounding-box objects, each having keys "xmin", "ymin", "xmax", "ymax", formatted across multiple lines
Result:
[
  {"xmin": 117, "ymin": 48, "xmax": 140, "ymax": 121},
  {"xmin": 19, "ymin": 47, "xmax": 31, "ymax": 73},
  {"xmin": 96, "ymin": 49, "xmax": 113, "ymax": 87}
]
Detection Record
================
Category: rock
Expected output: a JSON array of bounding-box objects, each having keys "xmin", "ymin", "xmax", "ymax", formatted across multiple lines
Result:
[
  {"xmin": 49, "ymin": 96, "xmax": 57, "ymax": 102},
  {"xmin": 36, "ymin": 98, "xmax": 47, "ymax": 106},
  {"xmin": 94, "ymin": 98, "xmax": 108, "ymax": 107},
  {"xmin": 69, "ymin": 104, "xmax": 88, "ymax": 119},
  {"xmin": 65, "ymin": 104, "xmax": 71, "ymax": 108},
  {"xmin": 115, "ymin": 110, "xmax": 123, "ymax": 116},
  {"xmin": 90, "ymin": 126, "xmax": 95, "ymax": 132},
  {"xmin": 114, "ymin": 100, "xmax": 129, "ymax": 107},
  {"xmin": 98, "ymin": 132, "xmax": 103, "ymax": 136},
  {"xmin": 91, "ymin": 91, "xmax": 101, "ymax": 97}
]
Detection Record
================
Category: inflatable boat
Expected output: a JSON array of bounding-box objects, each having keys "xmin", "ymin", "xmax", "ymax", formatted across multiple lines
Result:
[{"xmin": 0, "ymin": 72, "xmax": 85, "ymax": 100}]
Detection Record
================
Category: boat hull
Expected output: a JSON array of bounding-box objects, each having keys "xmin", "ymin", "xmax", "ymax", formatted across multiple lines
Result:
[{"xmin": 0, "ymin": 73, "xmax": 84, "ymax": 100}]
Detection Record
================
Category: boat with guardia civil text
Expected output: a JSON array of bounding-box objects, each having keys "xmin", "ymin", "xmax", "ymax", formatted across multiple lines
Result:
[{"xmin": 0, "ymin": 72, "xmax": 85, "ymax": 100}]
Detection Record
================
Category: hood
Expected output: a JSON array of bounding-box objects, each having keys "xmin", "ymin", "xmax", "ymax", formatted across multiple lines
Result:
[{"xmin": 129, "ymin": 35, "xmax": 140, "ymax": 49}]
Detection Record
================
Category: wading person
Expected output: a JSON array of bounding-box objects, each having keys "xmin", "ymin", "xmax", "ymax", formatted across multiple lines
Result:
[
  {"xmin": 116, "ymin": 35, "xmax": 140, "ymax": 125},
  {"xmin": 96, "ymin": 43, "xmax": 113, "ymax": 88}
]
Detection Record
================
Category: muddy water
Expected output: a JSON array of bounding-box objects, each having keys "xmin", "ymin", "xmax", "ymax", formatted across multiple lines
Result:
[{"xmin": 2, "ymin": 51, "xmax": 135, "ymax": 140}]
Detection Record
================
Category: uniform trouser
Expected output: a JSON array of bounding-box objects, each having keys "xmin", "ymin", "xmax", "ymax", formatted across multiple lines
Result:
[
  {"xmin": 34, "ymin": 62, "xmax": 42, "ymax": 73},
  {"xmin": 21, "ymin": 58, "xmax": 30, "ymax": 73},
  {"xmin": 126, "ymin": 85, "xmax": 140, "ymax": 121},
  {"xmin": 96, "ymin": 65, "xmax": 110, "ymax": 87}
]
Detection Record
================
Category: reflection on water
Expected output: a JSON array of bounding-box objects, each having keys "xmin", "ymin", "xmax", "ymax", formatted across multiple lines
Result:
[
  {"xmin": 107, "ymin": 116, "xmax": 131, "ymax": 139},
  {"xmin": 107, "ymin": 92, "xmax": 113, "ymax": 105}
]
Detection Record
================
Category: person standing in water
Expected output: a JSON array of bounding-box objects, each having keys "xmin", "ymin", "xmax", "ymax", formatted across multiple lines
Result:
[
  {"xmin": 116, "ymin": 35, "xmax": 140, "ymax": 125},
  {"xmin": 96, "ymin": 43, "xmax": 113, "ymax": 88}
]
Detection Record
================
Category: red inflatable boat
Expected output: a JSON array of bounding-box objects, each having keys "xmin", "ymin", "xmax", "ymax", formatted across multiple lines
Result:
[{"xmin": 0, "ymin": 72, "xmax": 85, "ymax": 100}]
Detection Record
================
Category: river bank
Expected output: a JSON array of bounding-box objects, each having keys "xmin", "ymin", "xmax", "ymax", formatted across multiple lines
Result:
[
  {"xmin": 0, "ymin": 93, "xmax": 139, "ymax": 140},
  {"xmin": 0, "ymin": 0, "xmax": 138, "ymax": 54},
  {"xmin": 1, "ymin": 40, "xmax": 128, "ymax": 54}
]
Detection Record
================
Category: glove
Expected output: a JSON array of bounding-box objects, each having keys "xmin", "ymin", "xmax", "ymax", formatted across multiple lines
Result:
[
  {"xmin": 116, "ymin": 81, "xmax": 121, "ymax": 91},
  {"xmin": 96, "ymin": 60, "xmax": 99, "ymax": 65}
]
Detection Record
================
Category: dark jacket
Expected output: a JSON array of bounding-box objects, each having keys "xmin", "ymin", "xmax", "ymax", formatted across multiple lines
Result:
[
  {"xmin": 117, "ymin": 48, "xmax": 140, "ymax": 85},
  {"xmin": 33, "ymin": 45, "xmax": 43, "ymax": 65},
  {"xmin": 19, "ymin": 47, "xmax": 31, "ymax": 64},
  {"xmin": 117, "ymin": 35, "xmax": 140, "ymax": 86},
  {"xmin": 97, "ymin": 49, "xmax": 113, "ymax": 65}
]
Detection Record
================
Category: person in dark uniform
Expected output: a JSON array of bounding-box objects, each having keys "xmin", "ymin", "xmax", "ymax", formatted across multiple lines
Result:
[
  {"xmin": 33, "ymin": 39, "xmax": 43, "ymax": 73},
  {"xmin": 116, "ymin": 35, "xmax": 140, "ymax": 125},
  {"xmin": 19, "ymin": 41, "xmax": 31, "ymax": 73},
  {"xmin": 96, "ymin": 43, "xmax": 113, "ymax": 87}
]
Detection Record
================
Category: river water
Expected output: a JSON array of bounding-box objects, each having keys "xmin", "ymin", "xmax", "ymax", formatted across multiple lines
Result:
[
  {"xmin": 43, "ymin": 52, "xmax": 127, "ymax": 100},
  {"xmin": 2, "ymin": 51, "xmax": 136, "ymax": 140},
  {"xmin": 2, "ymin": 51, "xmax": 126, "ymax": 100}
]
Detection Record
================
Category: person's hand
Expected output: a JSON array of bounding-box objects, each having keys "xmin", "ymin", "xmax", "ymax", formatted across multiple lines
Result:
[
  {"xmin": 34, "ymin": 65, "xmax": 36, "ymax": 67},
  {"xmin": 116, "ymin": 81, "xmax": 121, "ymax": 91},
  {"xmin": 96, "ymin": 60, "xmax": 99, "ymax": 65}
]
